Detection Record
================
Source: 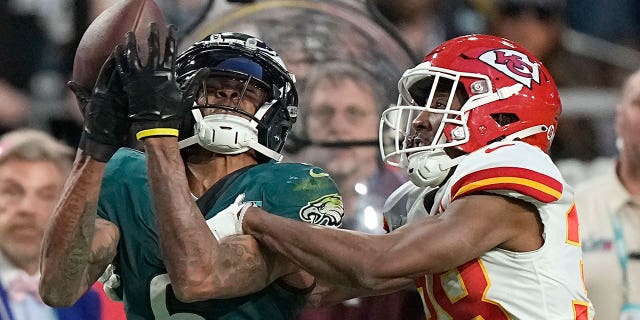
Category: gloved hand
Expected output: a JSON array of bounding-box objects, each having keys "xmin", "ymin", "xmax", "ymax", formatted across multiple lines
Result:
[
  {"xmin": 115, "ymin": 23, "xmax": 208, "ymax": 140},
  {"xmin": 69, "ymin": 53, "xmax": 130, "ymax": 162},
  {"xmin": 206, "ymin": 193, "xmax": 255, "ymax": 241}
]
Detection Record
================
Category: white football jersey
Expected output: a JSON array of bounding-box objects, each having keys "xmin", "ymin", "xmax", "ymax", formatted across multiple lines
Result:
[{"xmin": 386, "ymin": 141, "xmax": 594, "ymax": 320}]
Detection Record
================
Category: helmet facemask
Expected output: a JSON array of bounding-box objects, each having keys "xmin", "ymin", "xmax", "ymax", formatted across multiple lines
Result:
[
  {"xmin": 379, "ymin": 62, "xmax": 523, "ymax": 187},
  {"xmin": 379, "ymin": 64, "xmax": 469, "ymax": 187},
  {"xmin": 178, "ymin": 74, "xmax": 263, "ymax": 154}
]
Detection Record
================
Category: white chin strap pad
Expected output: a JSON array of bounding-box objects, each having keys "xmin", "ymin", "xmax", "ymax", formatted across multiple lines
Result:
[
  {"xmin": 178, "ymin": 112, "xmax": 283, "ymax": 162},
  {"xmin": 406, "ymin": 150, "xmax": 465, "ymax": 188}
]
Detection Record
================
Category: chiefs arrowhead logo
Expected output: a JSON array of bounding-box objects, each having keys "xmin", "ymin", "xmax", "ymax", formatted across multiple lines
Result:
[{"xmin": 479, "ymin": 49, "xmax": 540, "ymax": 89}]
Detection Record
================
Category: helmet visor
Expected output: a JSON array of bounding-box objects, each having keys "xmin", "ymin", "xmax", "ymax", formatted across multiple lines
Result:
[{"xmin": 178, "ymin": 49, "xmax": 285, "ymax": 93}]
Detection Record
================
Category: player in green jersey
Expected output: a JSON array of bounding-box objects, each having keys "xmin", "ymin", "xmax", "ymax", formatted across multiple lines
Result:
[{"xmin": 39, "ymin": 25, "xmax": 343, "ymax": 319}]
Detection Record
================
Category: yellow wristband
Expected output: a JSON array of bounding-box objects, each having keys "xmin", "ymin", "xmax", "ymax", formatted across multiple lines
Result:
[{"xmin": 136, "ymin": 128, "xmax": 179, "ymax": 140}]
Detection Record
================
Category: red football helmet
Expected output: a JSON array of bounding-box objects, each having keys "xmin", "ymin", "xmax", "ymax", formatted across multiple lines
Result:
[{"xmin": 380, "ymin": 34, "xmax": 561, "ymax": 174}]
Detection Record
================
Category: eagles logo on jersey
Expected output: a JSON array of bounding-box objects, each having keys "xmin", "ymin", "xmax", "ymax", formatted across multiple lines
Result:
[{"xmin": 299, "ymin": 194, "xmax": 343, "ymax": 227}]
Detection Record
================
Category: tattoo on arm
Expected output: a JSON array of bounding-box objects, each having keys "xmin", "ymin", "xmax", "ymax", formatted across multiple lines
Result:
[
  {"xmin": 40, "ymin": 156, "xmax": 118, "ymax": 305},
  {"xmin": 143, "ymin": 140, "xmax": 291, "ymax": 299},
  {"xmin": 208, "ymin": 235, "xmax": 271, "ymax": 298},
  {"xmin": 62, "ymin": 202, "xmax": 97, "ymax": 281}
]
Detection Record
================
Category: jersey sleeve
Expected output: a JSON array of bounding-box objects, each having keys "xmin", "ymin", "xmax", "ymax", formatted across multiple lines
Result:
[{"xmin": 447, "ymin": 141, "xmax": 565, "ymax": 205}]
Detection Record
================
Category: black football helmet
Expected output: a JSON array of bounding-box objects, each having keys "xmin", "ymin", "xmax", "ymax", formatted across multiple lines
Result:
[{"xmin": 176, "ymin": 32, "xmax": 298, "ymax": 162}]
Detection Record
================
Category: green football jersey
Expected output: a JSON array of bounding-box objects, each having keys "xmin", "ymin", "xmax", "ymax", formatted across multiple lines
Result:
[{"xmin": 97, "ymin": 148, "xmax": 343, "ymax": 320}]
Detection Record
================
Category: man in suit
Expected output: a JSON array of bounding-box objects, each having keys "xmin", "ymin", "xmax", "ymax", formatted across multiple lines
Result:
[{"xmin": 0, "ymin": 129, "xmax": 100, "ymax": 320}]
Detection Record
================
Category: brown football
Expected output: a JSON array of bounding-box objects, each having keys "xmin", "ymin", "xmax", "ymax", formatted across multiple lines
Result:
[{"xmin": 72, "ymin": 0, "xmax": 167, "ymax": 89}]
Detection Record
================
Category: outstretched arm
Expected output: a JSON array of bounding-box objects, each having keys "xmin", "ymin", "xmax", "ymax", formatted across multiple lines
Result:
[
  {"xmin": 243, "ymin": 193, "xmax": 542, "ymax": 292},
  {"xmin": 243, "ymin": 209, "xmax": 411, "ymax": 292}
]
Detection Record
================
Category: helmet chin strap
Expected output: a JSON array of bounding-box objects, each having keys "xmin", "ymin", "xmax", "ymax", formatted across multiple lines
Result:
[
  {"xmin": 178, "ymin": 110, "xmax": 283, "ymax": 162},
  {"xmin": 503, "ymin": 124, "xmax": 549, "ymax": 142},
  {"xmin": 400, "ymin": 81, "xmax": 550, "ymax": 188},
  {"xmin": 404, "ymin": 124, "xmax": 549, "ymax": 188},
  {"xmin": 406, "ymin": 149, "xmax": 466, "ymax": 188}
]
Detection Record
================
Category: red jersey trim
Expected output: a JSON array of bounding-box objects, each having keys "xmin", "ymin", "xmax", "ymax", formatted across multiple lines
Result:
[{"xmin": 451, "ymin": 167, "xmax": 563, "ymax": 203}]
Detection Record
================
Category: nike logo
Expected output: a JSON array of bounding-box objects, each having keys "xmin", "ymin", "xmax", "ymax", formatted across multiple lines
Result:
[
  {"xmin": 485, "ymin": 143, "xmax": 515, "ymax": 153},
  {"xmin": 309, "ymin": 169, "xmax": 329, "ymax": 178}
]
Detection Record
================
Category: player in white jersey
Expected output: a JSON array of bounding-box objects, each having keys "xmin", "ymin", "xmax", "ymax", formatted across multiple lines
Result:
[
  {"xmin": 382, "ymin": 140, "xmax": 588, "ymax": 319},
  {"xmin": 211, "ymin": 34, "xmax": 594, "ymax": 319}
]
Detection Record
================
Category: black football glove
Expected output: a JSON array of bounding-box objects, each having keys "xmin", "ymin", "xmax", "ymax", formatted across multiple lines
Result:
[
  {"xmin": 115, "ymin": 23, "xmax": 208, "ymax": 141},
  {"xmin": 68, "ymin": 52, "xmax": 130, "ymax": 163}
]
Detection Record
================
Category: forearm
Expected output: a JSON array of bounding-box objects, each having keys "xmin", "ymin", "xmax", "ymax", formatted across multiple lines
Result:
[
  {"xmin": 40, "ymin": 153, "xmax": 117, "ymax": 306},
  {"xmin": 244, "ymin": 209, "xmax": 407, "ymax": 291},
  {"xmin": 144, "ymin": 139, "xmax": 301, "ymax": 300},
  {"xmin": 143, "ymin": 138, "xmax": 220, "ymax": 298}
]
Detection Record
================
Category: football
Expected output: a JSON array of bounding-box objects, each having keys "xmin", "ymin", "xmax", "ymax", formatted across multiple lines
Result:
[{"xmin": 72, "ymin": 0, "xmax": 167, "ymax": 89}]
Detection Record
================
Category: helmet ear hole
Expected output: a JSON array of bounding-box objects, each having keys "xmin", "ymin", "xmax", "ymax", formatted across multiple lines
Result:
[{"xmin": 491, "ymin": 113, "xmax": 519, "ymax": 127}]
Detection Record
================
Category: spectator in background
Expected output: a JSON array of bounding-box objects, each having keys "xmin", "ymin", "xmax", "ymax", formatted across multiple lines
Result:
[
  {"xmin": 0, "ymin": 81, "xmax": 29, "ymax": 135},
  {"xmin": 0, "ymin": 129, "xmax": 100, "ymax": 320},
  {"xmin": 371, "ymin": 0, "xmax": 446, "ymax": 59},
  {"xmin": 288, "ymin": 61, "xmax": 422, "ymax": 320},
  {"xmin": 486, "ymin": 0, "xmax": 628, "ymax": 88},
  {"xmin": 0, "ymin": 0, "xmax": 91, "ymax": 144},
  {"xmin": 565, "ymin": 0, "xmax": 639, "ymax": 49},
  {"xmin": 370, "ymin": 0, "xmax": 482, "ymax": 61},
  {"xmin": 549, "ymin": 115, "xmax": 600, "ymax": 161},
  {"xmin": 292, "ymin": 61, "xmax": 406, "ymax": 233},
  {"xmin": 0, "ymin": 0, "xmax": 43, "ymax": 133},
  {"xmin": 575, "ymin": 69, "xmax": 640, "ymax": 320},
  {"xmin": 485, "ymin": 0, "xmax": 632, "ymax": 162}
]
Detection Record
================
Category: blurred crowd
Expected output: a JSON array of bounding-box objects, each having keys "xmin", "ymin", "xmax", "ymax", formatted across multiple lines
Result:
[
  {"xmin": 0, "ymin": 0, "xmax": 639, "ymax": 319},
  {"xmin": 2, "ymin": 0, "xmax": 638, "ymax": 154}
]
